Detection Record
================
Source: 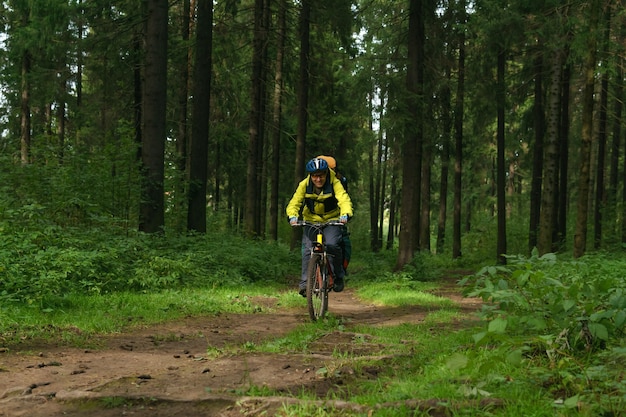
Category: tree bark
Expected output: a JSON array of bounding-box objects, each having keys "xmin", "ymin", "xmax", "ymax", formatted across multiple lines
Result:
[
  {"xmin": 395, "ymin": 0, "xmax": 423, "ymax": 270},
  {"xmin": 556, "ymin": 63, "xmax": 571, "ymax": 250},
  {"xmin": 20, "ymin": 49, "xmax": 31, "ymax": 165},
  {"xmin": 452, "ymin": 0, "xmax": 465, "ymax": 260},
  {"xmin": 379, "ymin": 134, "xmax": 389, "ymax": 250},
  {"xmin": 269, "ymin": 0, "xmax": 287, "ymax": 241},
  {"xmin": 368, "ymin": 131, "xmax": 378, "ymax": 251},
  {"xmin": 436, "ymin": 66, "xmax": 451, "ymax": 254},
  {"xmin": 294, "ymin": 0, "xmax": 310, "ymax": 187},
  {"xmin": 245, "ymin": 0, "xmax": 269, "ymax": 238},
  {"xmin": 290, "ymin": 0, "xmax": 311, "ymax": 250},
  {"xmin": 133, "ymin": 27, "xmax": 143, "ymax": 163},
  {"xmin": 420, "ymin": 118, "xmax": 431, "ymax": 252},
  {"xmin": 496, "ymin": 47, "xmax": 506, "ymax": 264},
  {"xmin": 174, "ymin": 0, "xmax": 191, "ymax": 232},
  {"xmin": 609, "ymin": 9, "xmax": 624, "ymax": 240},
  {"xmin": 594, "ymin": 7, "xmax": 611, "ymax": 249},
  {"xmin": 574, "ymin": 0, "xmax": 601, "ymax": 258},
  {"xmin": 187, "ymin": 0, "xmax": 214, "ymax": 233},
  {"xmin": 537, "ymin": 48, "xmax": 563, "ymax": 256},
  {"xmin": 528, "ymin": 48, "xmax": 544, "ymax": 253},
  {"xmin": 375, "ymin": 118, "xmax": 384, "ymax": 252},
  {"xmin": 139, "ymin": 0, "xmax": 168, "ymax": 233}
]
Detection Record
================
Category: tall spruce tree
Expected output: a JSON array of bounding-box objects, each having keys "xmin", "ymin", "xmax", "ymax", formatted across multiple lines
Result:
[
  {"xmin": 187, "ymin": 0, "xmax": 214, "ymax": 233},
  {"xmin": 139, "ymin": 0, "xmax": 168, "ymax": 233}
]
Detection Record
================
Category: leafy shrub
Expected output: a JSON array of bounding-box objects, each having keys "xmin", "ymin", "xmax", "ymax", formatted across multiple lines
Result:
[
  {"xmin": 0, "ymin": 227, "xmax": 297, "ymax": 305},
  {"xmin": 461, "ymin": 250, "xmax": 626, "ymax": 353},
  {"xmin": 457, "ymin": 251, "xmax": 626, "ymax": 412}
]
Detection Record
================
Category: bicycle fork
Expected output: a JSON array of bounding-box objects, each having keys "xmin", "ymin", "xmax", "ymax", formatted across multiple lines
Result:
[{"xmin": 313, "ymin": 231, "xmax": 334, "ymax": 291}]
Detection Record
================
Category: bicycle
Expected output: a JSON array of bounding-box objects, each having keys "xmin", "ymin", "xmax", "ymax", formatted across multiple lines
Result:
[{"xmin": 292, "ymin": 220, "xmax": 345, "ymax": 322}]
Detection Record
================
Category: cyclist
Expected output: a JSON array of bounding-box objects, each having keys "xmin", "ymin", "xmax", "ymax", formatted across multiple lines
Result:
[{"xmin": 286, "ymin": 157, "xmax": 353, "ymax": 297}]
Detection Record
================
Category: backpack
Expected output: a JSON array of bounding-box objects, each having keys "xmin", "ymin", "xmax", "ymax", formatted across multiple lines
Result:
[{"xmin": 333, "ymin": 171, "xmax": 351, "ymax": 269}]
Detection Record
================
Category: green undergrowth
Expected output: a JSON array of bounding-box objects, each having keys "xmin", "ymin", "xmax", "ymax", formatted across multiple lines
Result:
[
  {"xmin": 263, "ymin": 250, "xmax": 626, "ymax": 416},
  {"xmin": 0, "ymin": 224, "xmax": 298, "ymax": 305},
  {"xmin": 0, "ymin": 225, "xmax": 303, "ymax": 345}
]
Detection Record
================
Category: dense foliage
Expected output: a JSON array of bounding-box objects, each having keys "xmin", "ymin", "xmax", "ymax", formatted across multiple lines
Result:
[
  {"xmin": 461, "ymin": 252, "xmax": 626, "ymax": 412},
  {"xmin": 0, "ymin": 225, "xmax": 296, "ymax": 305},
  {"xmin": 465, "ymin": 252, "xmax": 626, "ymax": 352},
  {"xmin": 0, "ymin": 156, "xmax": 297, "ymax": 304}
]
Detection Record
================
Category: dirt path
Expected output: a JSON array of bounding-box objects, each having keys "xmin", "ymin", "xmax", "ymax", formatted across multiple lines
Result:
[{"xmin": 0, "ymin": 280, "xmax": 480, "ymax": 416}]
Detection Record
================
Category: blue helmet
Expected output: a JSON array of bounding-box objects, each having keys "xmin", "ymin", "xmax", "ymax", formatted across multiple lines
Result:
[{"xmin": 305, "ymin": 158, "xmax": 329, "ymax": 173}]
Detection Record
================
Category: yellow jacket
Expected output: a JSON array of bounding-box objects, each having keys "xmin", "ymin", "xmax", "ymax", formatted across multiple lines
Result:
[{"xmin": 286, "ymin": 170, "xmax": 353, "ymax": 222}]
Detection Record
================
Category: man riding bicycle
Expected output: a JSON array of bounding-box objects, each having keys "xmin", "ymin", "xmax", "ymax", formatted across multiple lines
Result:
[{"xmin": 286, "ymin": 157, "xmax": 353, "ymax": 297}]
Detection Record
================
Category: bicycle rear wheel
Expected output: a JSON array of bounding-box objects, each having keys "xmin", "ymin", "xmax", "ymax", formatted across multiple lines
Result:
[{"xmin": 306, "ymin": 253, "xmax": 328, "ymax": 321}]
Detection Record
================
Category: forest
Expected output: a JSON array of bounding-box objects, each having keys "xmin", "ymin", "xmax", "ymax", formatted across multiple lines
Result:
[
  {"xmin": 2, "ymin": 0, "xmax": 625, "ymax": 266},
  {"xmin": 3, "ymin": 1, "xmax": 626, "ymax": 415}
]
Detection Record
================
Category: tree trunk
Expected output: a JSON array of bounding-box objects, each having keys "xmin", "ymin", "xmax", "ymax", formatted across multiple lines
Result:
[
  {"xmin": 413, "ymin": 0, "xmax": 425, "ymax": 253},
  {"xmin": 369, "ymin": 94, "xmax": 379, "ymax": 252},
  {"xmin": 452, "ymin": 0, "xmax": 465, "ymax": 260},
  {"xmin": 258, "ymin": 0, "xmax": 271, "ymax": 239},
  {"xmin": 387, "ymin": 162, "xmax": 398, "ymax": 250},
  {"xmin": 269, "ymin": 0, "xmax": 287, "ymax": 241},
  {"xmin": 290, "ymin": 0, "xmax": 311, "ymax": 250},
  {"xmin": 594, "ymin": 7, "xmax": 611, "ymax": 249},
  {"xmin": 528, "ymin": 48, "xmax": 544, "ymax": 253},
  {"xmin": 133, "ymin": 27, "xmax": 143, "ymax": 162},
  {"xmin": 56, "ymin": 94, "xmax": 65, "ymax": 163},
  {"xmin": 56, "ymin": 55, "xmax": 67, "ymax": 164},
  {"xmin": 294, "ymin": 0, "xmax": 310, "ymax": 187},
  {"xmin": 574, "ymin": 0, "xmax": 601, "ymax": 258},
  {"xmin": 379, "ymin": 135, "xmax": 389, "ymax": 249},
  {"xmin": 557, "ymin": 63, "xmax": 571, "ymax": 250},
  {"xmin": 420, "ymin": 120, "xmax": 431, "ymax": 252},
  {"xmin": 609, "ymin": 11, "xmax": 624, "ymax": 240},
  {"xmin": 139, "ymin": 0, "xmax": 168, "ymax": 233},
  {"xmin": 245, "ymin": 0, "xmax": 269, "ymax": 238},
  {"xmin": 76, "ymin": 0, "xmax": 83, "ymax": 111},
  {"xmin": 496, "ymin": 47, "xmax": 506, "ymax": 264},
  {"xmin": 537, "ymin": 48, "xmax": 563, "ymax": 256},
  {"xmin": 187, "ymin": 0, "xmax": 214, "ymax": 233},
  {"xmin": 594, "ymin": 70, "xmax": 608, "ymax": 249},
  {"xmin": 395, "ymin": 0, "xmax": 423, "ymax": 270},
  {"xmin": 436, "ymin": 67, "xmax": 451, "ymax": 254},
  {"xmin": 174, "ymin": 0, "xmax": 191, "ymax": 232},
  {"xmin": 368, "ymin": 135, "xmax": 378, "ymax": 251},
  {"xmin": 20, "ymin": 48, "xmax": 31, "ymax": 165},
  {"xmin": 374, "ymin": 116, "xmax": 384, "ymax": 252}
]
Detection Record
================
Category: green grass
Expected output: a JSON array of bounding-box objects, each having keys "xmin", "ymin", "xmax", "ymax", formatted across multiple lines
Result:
[
  {"xmin": 357, "ymin": 280, "xmax": 452, "ymax": 308},
  {"xmin": 0, "ymin": 284, "xmax": 301, "ymax": 345}
]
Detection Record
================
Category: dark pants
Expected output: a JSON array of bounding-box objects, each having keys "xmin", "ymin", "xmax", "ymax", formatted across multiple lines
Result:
[{"xmin": 300, "ymin": 225, "xmax": 344, "ymax": 290}]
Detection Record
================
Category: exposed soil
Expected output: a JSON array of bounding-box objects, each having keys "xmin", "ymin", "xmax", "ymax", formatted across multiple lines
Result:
[{"xmin": 0, "ymin": 276, "xmax": 481, "ymax": 417}]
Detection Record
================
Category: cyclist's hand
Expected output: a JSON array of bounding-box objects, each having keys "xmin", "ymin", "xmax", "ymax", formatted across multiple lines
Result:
[
  {"xmin": 289, "ymin": 216, "xmax": 298, "ymax": 226},
  {"xmin": 339, "ymin": 215, "xmax": 349, "ymax": 224}
]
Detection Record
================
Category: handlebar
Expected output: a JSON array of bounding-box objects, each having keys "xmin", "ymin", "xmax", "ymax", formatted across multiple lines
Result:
[{"xmin": 291, "ymin": 220, "xmax": 345, "ymax": 227}]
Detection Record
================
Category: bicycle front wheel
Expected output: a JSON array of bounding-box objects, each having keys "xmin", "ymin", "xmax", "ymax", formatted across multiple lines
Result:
[{"xmin": 306, "ymin": 253, "xmax": 328, "ymax": 321}]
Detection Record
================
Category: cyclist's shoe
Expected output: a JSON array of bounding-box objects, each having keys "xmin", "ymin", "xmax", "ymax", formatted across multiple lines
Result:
[
  {"xmin": 299, "ymin": 288, "xmax": 307, "ymax": 298},
  {"xmin": 333, "ymin": 277, "xmax": 344, "ymax": 292}
]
